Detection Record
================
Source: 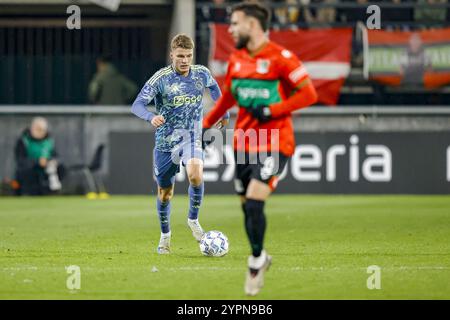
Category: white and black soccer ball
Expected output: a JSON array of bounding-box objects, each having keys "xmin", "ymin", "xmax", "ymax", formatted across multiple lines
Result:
[{"xmin": 199, "ymin": 230, "xmax": 229, "ymax": 257}]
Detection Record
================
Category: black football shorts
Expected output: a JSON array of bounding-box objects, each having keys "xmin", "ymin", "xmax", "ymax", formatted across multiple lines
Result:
[{"xmin": 233, "ymin": 151, "xmax": 289, "ymax": 196}]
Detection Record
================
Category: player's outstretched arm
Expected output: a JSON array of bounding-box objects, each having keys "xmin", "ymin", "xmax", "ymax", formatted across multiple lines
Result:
[
  {"xmin": 131, "ymin": 82, "xmax": 156, "ymax": 123},
  {"xmin": 268, "ymin": 53, "xmax": 318, "ymax": 118},
  {"xmin": 208, "ymin": 82, "xmax": 230, "ymax": 128},
  {"xmin": 202, "ymin": 84, "xmax": 235, "ymax": 150},
  {"xmin": 269, "ymin": 78, "xmax": 318, "ymax": 119},
  {"xmin": 247, "ymin": 54, "xmax": 318, "ymax": 122},
  {"xmin": 248, "ymin": 78, "xmax": 317, "ymax": 123},
  {"xmin": 203, "ymin": 85, "xmax": 235, "ymax": 130}
]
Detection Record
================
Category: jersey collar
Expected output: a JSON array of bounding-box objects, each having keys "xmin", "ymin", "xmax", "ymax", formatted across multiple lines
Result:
[
  {"xmin": 171, "ymin": 64, "xmax": 192, "ymax": 78},
  {"xmin": 247, "ymin": 40, "xmax": 270, "ymax": 58}
]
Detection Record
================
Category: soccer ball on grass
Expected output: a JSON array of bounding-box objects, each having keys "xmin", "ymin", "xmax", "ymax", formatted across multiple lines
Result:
[{"xmin": 199, "ymin": 230, "xmax": 229, "ymax": 257}]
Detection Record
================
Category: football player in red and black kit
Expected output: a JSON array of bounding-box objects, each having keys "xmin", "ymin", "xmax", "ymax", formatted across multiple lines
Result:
[{"xmin": 203, "ymin": 2, "xmax": 318, "ymax": 296}]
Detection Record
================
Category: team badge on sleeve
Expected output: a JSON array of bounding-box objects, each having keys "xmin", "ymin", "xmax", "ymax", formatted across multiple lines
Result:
[{"xmin": 289, "ymin": 65, "xmax": 308, "ymax": 83}]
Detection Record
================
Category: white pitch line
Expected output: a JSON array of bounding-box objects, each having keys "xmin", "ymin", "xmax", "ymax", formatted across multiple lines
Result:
[
  {"xmin": 167, "ymin": 266, "xmax": 450, "ymax": 271},
  {"xmin": 1, "ymin": 266, "xmax": 449, "ymax": 272}
]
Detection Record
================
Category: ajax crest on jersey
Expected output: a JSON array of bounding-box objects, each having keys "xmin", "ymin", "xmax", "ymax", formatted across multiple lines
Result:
[
  {"xmin": 195, "ymin": 80, "xmax": 203, "ymax": 90},
  {"xmin": 199, "ymin": 230, "xmax": 229, "ymax": 257}
]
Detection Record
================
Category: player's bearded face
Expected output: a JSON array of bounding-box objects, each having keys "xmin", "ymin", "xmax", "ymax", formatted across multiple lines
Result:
[
  {"xmin": 171, "ymin": 48, "xmax": 193, "ymax": 76},
  {"xmin": 229, "ymin": 11, "xmax": 251, "ymax": 49},
  {"xmin": 235, "ymin": 34, "xmax": 250, "ymax": 50}
]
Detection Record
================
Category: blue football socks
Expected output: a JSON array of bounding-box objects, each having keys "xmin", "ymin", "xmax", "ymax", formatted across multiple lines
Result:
[
  {"xmin": 157, "ymin": 198, "xmax": 171, "ymax": 234},
  {"xmin": 188, "ymin": 183, "xmax": 204, "ymax": 220}
]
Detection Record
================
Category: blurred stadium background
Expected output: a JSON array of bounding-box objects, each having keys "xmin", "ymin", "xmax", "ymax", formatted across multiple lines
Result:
[{"xmin": 0, "ymin": 0, "xmax": 450, "ymax": 300}]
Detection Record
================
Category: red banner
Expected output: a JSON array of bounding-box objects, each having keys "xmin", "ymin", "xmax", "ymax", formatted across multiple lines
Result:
[
  {"xmin": 208, "ymin": 24, "xmax": 353, "ymax": 105},
  {"xmin": 363, "ymin": 27, "xmax": 450, "ymax": 89}
]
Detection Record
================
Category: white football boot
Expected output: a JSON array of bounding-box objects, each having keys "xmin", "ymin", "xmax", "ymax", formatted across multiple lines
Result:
[
  {"xmin": 187, "ymin": 219, "xmax": 205, "ymax": 242},
  {"xmin": 245, "ymin": 250, "xmax": 272, "ymax": 296},
  {"xmin": 157, "ymin": 231, "xmax": 171, "ymax": 255}
]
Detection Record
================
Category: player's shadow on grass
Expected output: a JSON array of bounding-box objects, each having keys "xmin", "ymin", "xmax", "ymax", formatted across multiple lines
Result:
[
  {"xmin": 174, "ymin": 252, "xmax": 242, "ymax": 264},
  {"xmin": 175, "ymin": 253, "xmax": 208, "ymax": 259}
]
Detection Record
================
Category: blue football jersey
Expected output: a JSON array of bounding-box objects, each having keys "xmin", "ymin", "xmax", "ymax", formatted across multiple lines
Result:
[{"xmin": 131, "ymin": 64, "xmax": 225, "ymax": 152}]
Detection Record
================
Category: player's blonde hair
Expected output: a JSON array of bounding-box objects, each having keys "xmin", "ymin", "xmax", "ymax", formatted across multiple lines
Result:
[{"xmin": 171, "ymin": 34, "xmax": 195, "ymax": 51}]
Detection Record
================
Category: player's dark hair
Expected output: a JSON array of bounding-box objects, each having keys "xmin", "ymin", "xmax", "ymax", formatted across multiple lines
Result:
[{"xmin": 231, "ymin": 2, "xmax": 271, "ymax": 32}]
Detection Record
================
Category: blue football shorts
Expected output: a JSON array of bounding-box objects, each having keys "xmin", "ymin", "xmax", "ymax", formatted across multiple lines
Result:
[{"xmin": 153, "ymin": 142, "xmax": 203, "ymax": 188}]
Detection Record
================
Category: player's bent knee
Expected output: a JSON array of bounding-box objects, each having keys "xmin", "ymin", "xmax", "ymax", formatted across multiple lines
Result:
[
  {"xmin": 158, "ymin": 187, "xmax": 174, "ymax": 202},
  {"xmin": 160, "ymin": 193, "xmax": 173, "ymax": 202},
  {"xmin": 159, "ymin": 193, "xmax": 173, "ymax": 202},
  {"xmin": 188, "ymin": 174, "xmax": 203, "ymax": 186},
  {"xmin": 187, "ymin": 163, "xmax": 203, "ymax": 186}
]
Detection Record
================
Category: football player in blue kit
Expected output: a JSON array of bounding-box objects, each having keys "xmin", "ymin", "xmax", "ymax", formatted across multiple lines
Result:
[{"xmin": 131, "ymin": 34, "xmax": 229, "ymax": 254}]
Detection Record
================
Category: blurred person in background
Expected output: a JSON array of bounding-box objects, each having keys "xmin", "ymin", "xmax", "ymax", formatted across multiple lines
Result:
[
  {"xmin": 399, "ymin": 32, "xmax": 433, "ymax": 86},
  {"xmin": 88, "ymin": 54, "xmax": 138, "ymax": 105},
  {"xmin": 14, "ymin": 117, "xmax": 65, "ymax": 196}
]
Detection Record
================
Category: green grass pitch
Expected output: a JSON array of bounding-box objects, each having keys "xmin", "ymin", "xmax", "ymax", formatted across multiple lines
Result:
[{"xmin": 0, "ymin": 195, "xmax": 449, "ymax": 299}]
